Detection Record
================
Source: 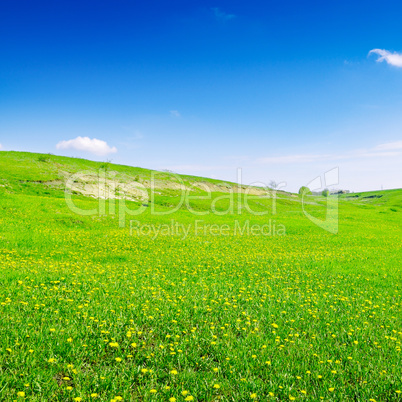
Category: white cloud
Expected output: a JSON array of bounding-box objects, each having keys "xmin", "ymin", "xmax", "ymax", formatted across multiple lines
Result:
[
  {"xmin": 0, "ymin": 143, "xmax": 2, "ymax": 150},
  {"xmin": 369, "ymin": 49, "xmax": 402, "ymax": 67},
  {"xmin": 56, "ymin": 136, "xmax": 117, "ymax": 156},
  {"xmin": 170, "ymin": 110, "xmax": 181, "ymax": 118},
  {"xmin": 257, "ymin": 140, "xmax": 402, "ymax": 165},
  {"xmin": 374, "ymin": 140, "xmax": 402, "ymax": 151},
  {"xmin": 211, "ymin": 7, "xmax": 236, "ymax": 21}
]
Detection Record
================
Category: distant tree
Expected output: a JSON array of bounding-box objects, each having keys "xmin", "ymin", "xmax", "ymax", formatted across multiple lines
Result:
[
  {"xmin": 99, "ymin": 159, "xmax": 112, "ymax": 171},
  {"xmin": 268, "ymin": 180, "xmax": 279, "ymax": 190},
  {"xmin": 322, "ymin": 188, "xmax": 330, "ymax": 197},
  {"xmin": 37, "ymin": 155, "xmax": 50, "ymax": 163},
  {"xmin": 298, "ymin": 186, "xmax": 311, "ymax": 197}
]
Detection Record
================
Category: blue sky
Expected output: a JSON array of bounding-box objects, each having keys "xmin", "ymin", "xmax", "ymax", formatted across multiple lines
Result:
[{"xmin": 1, "ymin": 0, "xmax": 401, "ymax": 192}]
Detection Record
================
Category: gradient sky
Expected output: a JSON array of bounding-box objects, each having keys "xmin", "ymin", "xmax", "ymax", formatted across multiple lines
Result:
[{"xmin": 1, "ymin": 0, "xmax": 401, "ymax": 192}]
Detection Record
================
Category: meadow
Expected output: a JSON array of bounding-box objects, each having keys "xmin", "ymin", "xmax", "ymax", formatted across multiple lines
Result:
[{"xmin": 0, "ymin": 151, "xmax": 401, "ymax": 401}]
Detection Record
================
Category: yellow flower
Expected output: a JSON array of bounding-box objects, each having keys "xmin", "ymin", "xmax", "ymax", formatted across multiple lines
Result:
[
  {"xmin": 131, "ymin": 343, "xmax": 137, "ymax": 348},
  {"xmin": 66, "ymin": 386, "xmax": 73, "ymax": 391},
  {"xmin": 17, "ymin": 391, "xmax": 25, "ymax": 397},
  {"xmin": 73, "ymin": 398, "xmax": 82, "ymax": 402},
  {"xmin": 329, "ymin": 388, "xmax": 335, "ymax": 392},
  {"xmin": 109, "ymin": 342, "xmax": 119, "ymax": 348},
  {"xmin": 182, "ymin": 390, "xmax": 189, "ymax": 396},
  {"xmin": 126, "ymin": 331, "xmax": 132, "ymax": 338},
  {"xmin": 185, "ymin": 397, "xmax": 194, "ymax": 401},
  {"xmin": 67, "ymin": 338, "xmax": 73, "ymax": 343},
  {"xmin": 115, "ymin": 357, "xmax": 122, "ymax": 362},
  {"xmin": 150, "ymin": 389, "xmax": 157, "ymax": 394},
  {"xmin": 213, "ymin": 384, "xmax": 220, "ymax": 389},
  {"xmin": 91, "ymin": 393, "xmax": 99, "ymax": 398},
  {"xmin": 48, "ymin": 358, "xmax": 56, "ymax": 363},
  {"xmin": 250, "ymin": 393, "xmax": 257, "ymax": 399},
  {"xmin": 170, "ymin": 369, "xmax": 178, "ymax": 375},
  {"xmin": 169, "ymin": 398, "xmax": 176, "ymax": 402},
  {"xmin": 271, "ymin": 323, "xmax": 279, "ymax": 328}
]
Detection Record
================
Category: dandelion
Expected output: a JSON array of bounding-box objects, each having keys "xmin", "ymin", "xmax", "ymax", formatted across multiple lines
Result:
[
  {"xmin": 185, "ymin": 396, "xmax": 194, "ymax": 401},
  {"xmin": 213, "ymin": 384, "xmax": 220, "ymax": 389},
  {"xmin": 91, "ymin": 393, "xmax": 99, "ymax": 398},
  {"xmin": 170, "ymin": 369, "xmax": 178, "ymax": 375},
  {"xmin": 182, "ymin": 390, "xmax": 189, "ymax": 396},
  {"xmin": 73, "ymin": 398, "xmax": 82, "ymax": 402},
  {"xmin": 48, "ymin": 358, "xmax": 56, "ymax": 363},
  {"xmin": 17, "ymin": 391, "xmax": 25, "ymax": 397},
  {"xmin": 150, "ymin": 389, "xmax": 157, "ymax": 394},
  {"xmin": 67, "ymin": 338, "xmax": 73, "ymax": 343},
  {"xmin": 169, "ymin": 398, "xmax": 176, "ymax": 402},
  {"xmin": 329, "ymin": 388, "xmax": 335, "ymax": 392},
  {"xmin": 250, "ymin": 393, "xmax": 257, "ymax": 399}
]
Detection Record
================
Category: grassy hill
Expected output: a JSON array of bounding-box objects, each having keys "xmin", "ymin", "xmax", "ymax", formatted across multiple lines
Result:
[{"xmin": 0, "ymin": 151, "xmax": 401, "ymax": 401}]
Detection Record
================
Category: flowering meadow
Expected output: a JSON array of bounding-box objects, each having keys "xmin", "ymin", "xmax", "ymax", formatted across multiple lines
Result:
[{"xmin": 0, "ymin": 152, "xmax": 401, "ymax": 401}]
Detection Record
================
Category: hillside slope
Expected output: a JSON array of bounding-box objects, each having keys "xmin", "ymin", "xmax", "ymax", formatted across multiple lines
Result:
[{"xmin": 0, "ymin": 151, "xmax": 401, "ymax": 401}]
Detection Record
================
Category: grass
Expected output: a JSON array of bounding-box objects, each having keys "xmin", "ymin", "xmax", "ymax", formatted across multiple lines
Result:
[{"xmin": 0, "ymin": 151, "xmax": 401, "ymax": 401}]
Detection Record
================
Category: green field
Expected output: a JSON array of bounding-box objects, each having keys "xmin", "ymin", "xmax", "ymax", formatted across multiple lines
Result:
[{"xmin": 0, "ymin": 151, "xmax": 401, "ymax": 401}]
